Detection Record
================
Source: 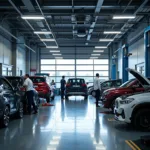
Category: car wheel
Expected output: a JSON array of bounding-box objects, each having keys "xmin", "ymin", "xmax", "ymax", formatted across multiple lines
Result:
[
  {"xmin": 1, "ymin": 106, "xmax": 10, "ymax": 127},
  {"xmin": 133, "ymin": 109, "xmax": 150, "ymax": 131},
  {"xmin": 92, "ymin": 91, "xmax": 96, "ymax": 97},
  {"xmin": 16, "ymin": 101, "xmax": 23, "ymax": 119},
  {"xmin": 111, "ymin": 100, "xmax": 115, "ymax": 113}
]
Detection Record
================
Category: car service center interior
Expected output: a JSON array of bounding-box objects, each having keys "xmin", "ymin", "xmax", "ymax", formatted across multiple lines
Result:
[{"xmin": 0, "ymin": 0, "xmax": 150, "ymax": 150}]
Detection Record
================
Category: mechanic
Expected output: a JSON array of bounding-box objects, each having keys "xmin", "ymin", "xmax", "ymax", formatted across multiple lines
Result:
[
  {"xmin": 23, "ymin": 74, "xmax": 37, "ymax": 114},
  {"xmin": 60, "ymin": 76, "xmax": 66, "ymax": 100},
  {"xmin": 94, "ymin": 73, "xmax": 101, "ymax": 107}
]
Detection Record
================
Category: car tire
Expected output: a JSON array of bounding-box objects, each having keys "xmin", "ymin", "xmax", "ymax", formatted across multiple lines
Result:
[
  {"xmin": 1, "ymin": 106, "xmax": 10, "ymax": 127},
  {"xmin": 111, "ymin": 100, "xmax": 115, "ymax": 113},
  {"xmin": 46, "ymin": 93, "xmax": 51, "ymax": 103},
  {"xmin": 16, "ymin": 101, "xmax": 23, "ymax": 119},
  {"xmin": 133, "ymin": 109, "xmax": 150, "ymax": 131}
]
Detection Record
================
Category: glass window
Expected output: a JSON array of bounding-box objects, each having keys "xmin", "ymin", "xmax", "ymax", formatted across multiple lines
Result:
[
  {"xmin": 56, "ymin": 71, "xmax": 75, "ymax": 76},
  {"xmin": 94, "ymin": 71, "xmax": 108, "ymax": 76},
  {"xmin": 56, "ymin": 77, "xmax": 74, "ymax": 83},
  {"xmin": 76, "ymin": 59, "xmax": 93, "ymax": 64},
  {"xmin": 94, "ymin": 59, "xmax": 108, "ymax": 64},
  {"xmin": 41, "ymin": 65, "xmax": 55, "ymax": 70},
  {"xmin": 30, "ymin": 77, "xmax": 46, "ymax": 83},
  {"xmin": 99, "ymin": 77, "xmax": 109, "ymax": 82},
  {"xmin": 94, "ymin": 65, "xmax": 108, "ymax": 70},
  {"xmin": 56, "ymin": 59, "xmax": 75, "ymax": 64},
  {"xmin": 76, "ymin": 71, "xmax": 93, "ymax": 76},
  {"xmin": 77, "ymin": 76, "xmax": 94, "ymax": 83},
  {"xmin": 41, "ymin": 59, "xmax": 55, "ymax": 64},
  {"xmin": 56, "ymin": 65, "xmax": 75, "ymax": 70},
  {"xmin": 76, "ymin": 65, "xmax": 93, "ymax": 70},
  {"xmin": 41, "ymin": 71, "xmax": 55, "ymax": 76}
]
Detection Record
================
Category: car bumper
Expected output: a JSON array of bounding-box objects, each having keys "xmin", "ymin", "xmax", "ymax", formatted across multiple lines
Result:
[
  {"xmin": 66, "ymin": 92, "xmax": 87, "ymax": 96},
  {"xmin": 114, "ymin": 107, "xmax": 131, "ymax": 123}
]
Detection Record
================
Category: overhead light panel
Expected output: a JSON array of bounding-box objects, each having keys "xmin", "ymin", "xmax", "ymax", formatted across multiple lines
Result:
[
  {"xmin": 99, "ymin": 39, "xmax": 114, "ymax": 42},
  {"xmin": 104, "ymin": 31, "xmax": 121, "ymax": 34},
  {"xmin": 113, "ymin": 15, "xmax": 135, "ymax": 19},
  {"xmin": 41, "ymin": 39, "xmax": 55, "ymax": 41},
  {"xmin": 55, "ymin": 57, "xmax": 63, "ymax": 59},
  {"xmin": 95, "ymin": 46, "xmax": 107, "ymax": 49},
  {"xmin": 50, "ymin": 50, "xmax": 60, "ymax": 53},
  {"xmin": 34, "ymin": 31, "xmax": 52, "ymax": 34},
  {"xmin": 93, "ymin": 50, "xmax": 104, "ymax": 52},
  {"xmin": 46, "ymin": 46, "xmax": 58, "ymax": 48},
  {"xmin": 91, "ymin": 54, "xmax": 101, "ymax": 56},
  {"xmin": 52, "ymin": 54, "xmax": 62, "ymax": 56},
  {"xmin": 21, "ymin": 15, "xmax": 44, "ymax": 20},
  {"xmin": 90, "ymin": 57, "xmax": 98, "ymax": 59}
]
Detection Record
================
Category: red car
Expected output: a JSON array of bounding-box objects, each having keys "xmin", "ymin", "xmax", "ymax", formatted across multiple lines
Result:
[
  {"xmin": 101, "ymin": 77, "xmax": 150, "ymax": 111},
  {"xmin": 30, "ymin": 76, "xmax": 51, "ymax": 102}
]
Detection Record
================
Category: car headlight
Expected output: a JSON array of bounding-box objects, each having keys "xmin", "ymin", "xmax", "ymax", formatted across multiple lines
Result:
[{"xmin": 120, "ymin": 98, "xmax": 135, "ymax": 104}]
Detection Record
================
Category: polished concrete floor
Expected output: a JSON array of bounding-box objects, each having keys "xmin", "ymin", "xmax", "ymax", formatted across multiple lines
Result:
[{"xmin": 0, "ymin": 96, "xmax": 150, "ymax": 150}]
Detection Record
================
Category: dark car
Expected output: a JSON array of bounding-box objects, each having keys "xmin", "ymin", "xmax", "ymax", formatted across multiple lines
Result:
[
  {"xmin": 88, "ymin": 79, "xmax": 122, "ymax": 96},
  {"xmin": 101, "ymin": 77, "xmax": 150, "ymax": 111},
  {"xmin": 65, "ymin": 78, "xmax": 88, "ymax": 100},
  {"xmin": 5, "ymin": 76, "xmax": 39, "ymax": 112},
  {"xmin": 30, "ymin": 76, "xmax": 51, "ymax": 102},
  {"xmin": 0, "ymin": 76, "xmax": 23, "ymax": 127}
]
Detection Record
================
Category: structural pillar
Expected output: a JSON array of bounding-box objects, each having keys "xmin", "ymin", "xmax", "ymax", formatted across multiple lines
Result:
[{"xmin": 144, "ymin": 26, "xmax": 150, "ymax": 77}]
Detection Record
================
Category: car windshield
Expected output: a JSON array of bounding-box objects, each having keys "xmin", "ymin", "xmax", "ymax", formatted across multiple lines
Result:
[
  {"xmin": 120, "ymin": 79, "xmax": 135, "ymax": 88},
  {"xmin": 30, "ymin": 77, "xmax": 45, "ymax": 83}
]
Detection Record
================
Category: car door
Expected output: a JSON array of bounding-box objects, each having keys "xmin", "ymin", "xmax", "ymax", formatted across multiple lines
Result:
[{"xmin": 1, "ymin": 78, "xmax": 17, "ymax": 113}]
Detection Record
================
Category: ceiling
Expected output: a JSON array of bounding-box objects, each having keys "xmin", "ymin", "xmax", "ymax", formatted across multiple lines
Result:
[{"xmin": 0, "ymin": 0, "xmax": 150, "ymax": 59}]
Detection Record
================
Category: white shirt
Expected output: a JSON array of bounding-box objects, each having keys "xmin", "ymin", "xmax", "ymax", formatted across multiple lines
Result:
[
  {"xmin": 94, "ymin": 77, "xmax": 101, "ymax": 90},
  {"xmin": 23, "ymin": 78, "xmax": 34, "ymax": 91}
]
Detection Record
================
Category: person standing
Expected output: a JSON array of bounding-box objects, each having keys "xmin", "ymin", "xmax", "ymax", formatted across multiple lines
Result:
[
  {"xmin": 94, "ymin": 73, "xmax": 101, "ymax": 107},
  {"xmin": 23, "ymin": 74, "xmax": 37, "ymax": 114},
  {"xmin": 60, "ymin": 76, "xmax": 66, "ymax": 100}
]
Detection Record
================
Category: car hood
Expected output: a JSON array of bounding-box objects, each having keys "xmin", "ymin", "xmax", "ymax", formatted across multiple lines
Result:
[
  {"xmin": 126, "ymin": 91, "xmax": 150, "ymax": 99},
  {"xmin": 126, "ymin": 68, "xmax": 150, "ymax": 87}
]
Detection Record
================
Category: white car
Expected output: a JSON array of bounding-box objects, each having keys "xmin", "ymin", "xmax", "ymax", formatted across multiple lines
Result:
[{"xmin": 115, "ymin": 68, "xmax": 150, "ymax": 130}]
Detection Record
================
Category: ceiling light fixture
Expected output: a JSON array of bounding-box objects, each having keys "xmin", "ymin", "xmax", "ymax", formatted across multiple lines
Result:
[
  {"xmin": 50, "ymin": 51, "xmax": 60, "ymax": 53},
  {"xmin": 99, "ymin": 39, "xmax": 114, "ymax": 42},
  {"xmin": 21, "ymin": 15, "xmax": 44, "ymax": 20},
  {"xmin": 104, "ymin": 31, "xmax": 121, "ymax": 34},
  {"xmin": 55, "ymin": 57, "xmax": 63, "ymax": 59},
  {"xmin": 40, "ymin": 39, "xmax": 55, "ymax": 41},
  {"xmin": 90, "ymin": 57, "xmax": 98, "ymax": 59},
  {"xmin": 34, "ymin": 31, "xmax": 52, "ymax": 34},
  {"xmin": 46, "ymin": 46, "xmax": 58, "ymax": 48},
  {"xmin": 93, "ymin": 50, "xmax": 104, "ymax": 52},
  {"xmin": 95, "ymin": 46, "xmax": 107, "ymax": 49},
  {"xmin": 91, "ymin": 54, "xmax": 101, "ymax": 56},
  {"xmin": 52, "ymin": 54, "xmax": 62, "ymax": 56},
  {"xmin": 113, "ymin": 15, "xmax": 135, "ymax": 19}
]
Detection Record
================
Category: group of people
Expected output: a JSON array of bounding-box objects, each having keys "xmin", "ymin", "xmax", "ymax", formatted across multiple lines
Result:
[{"xmin": 23, "ymin": 73, "xmax": 101, "ymax": 115}]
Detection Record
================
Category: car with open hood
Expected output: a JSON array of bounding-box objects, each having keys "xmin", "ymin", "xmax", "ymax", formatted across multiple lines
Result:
[
  {"xmin": 101, "ymin": 68, "xmax": 150, "ymax": 111},
  {"xmin": 114, "ymin": 68, "xmax": 150, "ymax": 130}
]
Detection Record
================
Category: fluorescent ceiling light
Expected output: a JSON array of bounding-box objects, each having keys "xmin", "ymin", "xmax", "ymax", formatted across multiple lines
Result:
[
  {"xmin": 95, "ymin": 46, "xmax": 107, "ymax": 49},
  {"xmin": 91, "ymin": 54, "xmax": 101, "ymax": 56},
  {"xmin": 40, "ymin": 39, "xmax": 55, "ymax": 41},
  {"xmin": 99, "ymin": 39, "xmax": 114, "ymax": 42},
  {"xmin": 93, "ymin": 50, "xmax": 104, "ymax": 52},
  {"xmin": 104, "ymin": 31, "xmax": 121, "ymax": 34},
  {"xmin": 90, "ymin": 57, "xmax": 98, "ymax": 59},
  {"xmin": 113, "ymin": 15, "xmax": 135, "ymax": 19},
  {"xmin": 52, "ymin": 54, "xmax": 61, "ymax": 56},
  {"xmin": 21, "ymin": 15, "xmax": 44, "ymax": 20},
  {"xmin": 50, "ymin": 50, "xmax": 60, "ymax": 53},
  {"xmin": 34, "ymin": 31, "xmax": 52, "ymax": 34},
  {"xmin": 55, "ymin": 57, "xmax": 63, "ymax": 59},
  {"xmin": 46, "ymin": 46, "xmax": 58, "ymax": 48}
]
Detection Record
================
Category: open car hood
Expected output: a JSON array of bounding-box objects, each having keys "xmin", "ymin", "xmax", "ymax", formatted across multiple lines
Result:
[{"xmin": 126, "ymin": 68, "xmax": 150, "ymax": 87}]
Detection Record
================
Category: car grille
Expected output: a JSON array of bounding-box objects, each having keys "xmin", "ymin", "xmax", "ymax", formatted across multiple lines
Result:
[{"xmin": 115, "ymin": 101, "xmax": 119, "ymax": 108}]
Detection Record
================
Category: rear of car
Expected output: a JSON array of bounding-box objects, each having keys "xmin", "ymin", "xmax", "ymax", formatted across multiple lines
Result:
[
  {"xmin": 65, "ymin": 78, "xmax": 88, "ymax": 99},
  {"xmin": 30, "ymin": 76, "xmax": 51, "ymax": 102}
]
